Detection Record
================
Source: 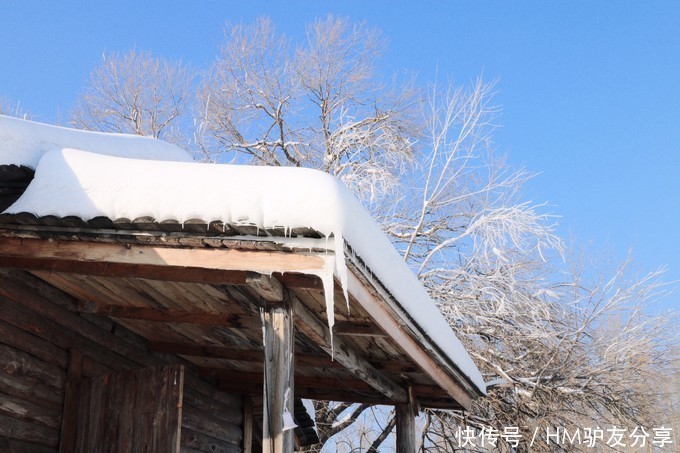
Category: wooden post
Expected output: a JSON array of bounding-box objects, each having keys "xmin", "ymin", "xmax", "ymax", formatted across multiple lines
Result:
[
  {"xmin": 262, "ymin": 299, "xmax": 295, "ymax": 453},
  {"xmin": 396, "ymin": 389, "xmax": 418, "ymax": 453}
]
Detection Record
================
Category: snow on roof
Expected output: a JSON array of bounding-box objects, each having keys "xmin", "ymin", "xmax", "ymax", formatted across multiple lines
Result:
[
  {"xmin": 0, "ymin": 115, "xmax": 192, "ymax": 167},
  {"xmin": 0, "ymin": 120, "xmax": 485, "ymax": 394}
]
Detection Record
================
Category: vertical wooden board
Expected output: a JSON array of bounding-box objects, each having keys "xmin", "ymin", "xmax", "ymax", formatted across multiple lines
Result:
[
  {"xmin": 243, "ymin": 396, "xmax": 253, "ymax": 453},
  {"xmin": 132, "ymin": 368, "xmax": 154, "ymax": 452},
  {"xmin": 76, "ymin": 365, "xmax": 184, "ymax": 453},
  {"xmin": 115, "ymin": 368, "xmax": 136, "ymax": 452}
]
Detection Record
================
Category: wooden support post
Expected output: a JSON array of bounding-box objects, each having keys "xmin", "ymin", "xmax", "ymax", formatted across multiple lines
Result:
[
  {"xmin": 396, "ymin": 388, "xmax": 418, "ymax": 453},
  {"xmin": 261, "ymin": 281, "xmax": 295, "ymax": 453}
]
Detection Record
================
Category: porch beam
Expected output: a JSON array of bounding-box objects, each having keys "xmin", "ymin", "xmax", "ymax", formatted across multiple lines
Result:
[
  {"xmin": 0, "ymin": 237, "xmax": 325, "ymax": 274},
  {"xmin": 78, "ymin": 303, "xmax": 261, "ymax": 328},
  {"xmin": 346, "ymin": 269, "xmax": 475, "ymax": 409},
  {"xmin": 290, "ymin": 295, "xmax": 407, "ymax": 403}
]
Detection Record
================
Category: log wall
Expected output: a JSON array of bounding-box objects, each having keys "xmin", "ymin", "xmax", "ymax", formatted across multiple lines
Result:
[{"xmin": 0, "ymin": 269, "xmax": 243, "ymax": 452}]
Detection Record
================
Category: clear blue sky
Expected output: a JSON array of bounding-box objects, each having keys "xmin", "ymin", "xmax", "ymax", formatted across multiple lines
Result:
[{"xmin": 2, "ymin": 1, "xmax": 679, "ymax": 304}]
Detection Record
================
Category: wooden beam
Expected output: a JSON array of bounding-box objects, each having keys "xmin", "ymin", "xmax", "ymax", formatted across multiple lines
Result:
[
  {"xmin": 79, "ymin": 303, "xmax": 260, "ymax": 328},
  {"xmin": 290, "ymin": 295, "xmax": 407, "ymax": 403},
  {"xmin": 262, "ymin": 300, "xmax": 295, "ymax": 453},
  {"xmin": 346, "ymin": 269, "xmax": 476, "ymax": 409},
  {"xmin": 333, "ymin": 321, "xmax": 386, "ymax": 337},
  {"xmin": 208, "ymin": 369, "xmax": 461, "ymax": 408},
  {"xmin": 246, "ymin": 273, "xmax": 284, "ymax": 302},
  {"xmin": 149, "ymin": 341, "xmax": 417, "ymax": 372},
  {"xmin": 0, "ymin": 237, "xmax": 326, "ymax": 274},
  {"xmin": 0, "ymin": 256, "xmax": 324, "ymax": 289}
]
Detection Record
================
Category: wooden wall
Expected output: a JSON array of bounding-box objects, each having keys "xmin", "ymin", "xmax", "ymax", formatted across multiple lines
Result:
[{"xmin": 0, "ymin": 268, "xmax": 244, "ymax": 452}]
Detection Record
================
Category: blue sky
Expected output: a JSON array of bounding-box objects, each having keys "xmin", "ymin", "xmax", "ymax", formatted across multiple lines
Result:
[{"xmin": 2, "ymin": 1, "xmax": 679, "ymax": 303}]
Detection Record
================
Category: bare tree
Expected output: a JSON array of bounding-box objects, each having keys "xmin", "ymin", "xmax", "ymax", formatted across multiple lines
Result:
[
  {"xmin": 74, "ymin": 16, "xmax": 678, "ymax": 451},
  {"xmin": 72, "ymin": 49, "xmax": 193, "ymax": 145},
  {"xmin": 0, "ymin": 97, "xmax": 31, "ymax": 119},
  {"xmin": 198, "ymin": 16, "xmax": 418, "ymax": 203},
  {"xmin": 198, "ymin": 17, "xmax": 678, "ymax": 452}
]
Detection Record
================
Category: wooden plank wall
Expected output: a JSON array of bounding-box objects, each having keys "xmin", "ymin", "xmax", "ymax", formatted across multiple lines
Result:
[{"xmin": 0, "ymin": 269, "xmax": 243, "ymax": 452}]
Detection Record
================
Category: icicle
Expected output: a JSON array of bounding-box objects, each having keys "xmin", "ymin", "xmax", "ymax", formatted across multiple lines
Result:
[
  {"xmin": 282, "ymin": 388, "xmax": 297, "ymax": 431},
  {"xmin": 320, "ymin": 255, "xmax": 336, "ymax": 359},
  {"xmin": 334, "ymin": 234, "xmax": 350, "ymax": 313}
]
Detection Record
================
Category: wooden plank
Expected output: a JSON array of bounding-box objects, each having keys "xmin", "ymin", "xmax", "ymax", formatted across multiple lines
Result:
[
  {"xmin": 0, "ymin": 318, "xmax": 69, "ymax": 370},
  {"xmin": 76, "ymin": 365, "xmax": 184, "ymax": 453},
  {"xmin": 0, "ymin": 256, "xmax": 324, "ymax": 290},
  {"xmin": 243, "ymin": 397, "xmax": 253, "ymax": 453},
  {"xmin": 333, "ymin": 321, "xmax": 386, "ymax": 337},
  {"xmin": 180, "ymin": 428, "xmax": 241, "ymax": 452},
  {"xmin": 0, "ymin": 274, "xmax": 153, "ymax": 369},
  {"xmin": 59, "ymin": 350, "xmax": 83, "ymax": 453},
  {"xmin": 78, "ymin": 303, "xmax": 260, "ymax": 328},
  {"xmin": 181, "ymin": 404, "xmax": 243, "ymax": 445},
  {"xmin": 0, "ymin": 389, "xmax": 61, "ymax": 429},
  {"xmin": 0, "ymin": 368, "xmax": 64, "ymax": 407},
  {"xmin": 0, "ymin": 343, "xmax": 65, "ymax": 391},
  {"xmin": 290, "ymin": 295, "xmax": 407, "ymax": 403},
  {"xmin": 0, "ymin": 413, "xmax": 59, "ymax": 448},
  {"xmin": 246, "ymin": 273, "xmax": 284, "ymax": 302},
  {"xmin": 149, "ymin": 341, "xmax": 419, "ymax": 372},
  {"xmin": 0, "ymin": 237, "xmax": 326, "ymax": 274},
  {"xmin": 346, "ymin": 269, "xmax": 476, "ymax": 409},
  {"xmin": 262, "ymin": 301, "xmax": 295, "ymax": 453}
]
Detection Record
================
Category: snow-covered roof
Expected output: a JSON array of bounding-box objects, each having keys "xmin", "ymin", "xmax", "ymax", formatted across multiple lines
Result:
[
  {"xmin": 0, "ymin": 115, "xmax": 192, "ymax": 167},
  {"xmin": 0, "ymin": 116, "xmax": 485, "ymax": 394}
]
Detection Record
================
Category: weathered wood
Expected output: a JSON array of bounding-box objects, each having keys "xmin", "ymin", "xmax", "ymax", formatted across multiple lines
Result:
[
  {"xmin": 0, "ymin": 367, "xmax": 64, "ymax": 407},
  {"xmin": 180, "ymin": 428, "xmax": 241, "ymax": 452},
  {"xmin": 0, "ymin": 437, "xmax": 57, "ymax": 453},
  {"xmin": 246, "ymin": 273, "xmax": 284, "ymax": 302},
  {"xmin": 290, "ymin": 295, "xmax": 408, "ymax": 403},
  {"xmin": 333, "ymin": 321, "xmax": 386, "ymax": 337},
  {"xmin": 150, "ymin": 341, "xmax": 419, "ymax": 373},
  {"xmin": 0, "ymin": 278, "xmax": 149, "ymax": 371},
  {"xmin": 0, "ymin": 412, "xmax": 60, "ymax": 447},
  {"xmin": 346, "ymin": 268, "xmax": 476, "ymax": 409},
  {"xmin": 262, "ymin": 301, "xmax": 295, "ymax": 453},
  {"xmin": 79, "ymin": 303, "xmax": 260, "ymax": 328},
  {"xmin": 0, "ymin": 257, "xmax": 325, "ymax": 291},
  {"xmin": 58, "ymin": 350, "xmax": 83, "ymax": 453},
  {"xmin": 0, "ymin": 390, "xmax": 61, "ymax": 429},
  {"xmin": 243, "ymin": 397, "xmax": 253, "ymax": 453},
  {"xmin": 396, "ymin": 401, "xmax": 417, "ymax": 453},
  {"xmin": 0, "ymin": 237, "xmax": 326, "ymax": 274},
  {"xmin": 0, "ymin": 342, "xmax": 65, "ymax": 391},
  {"xmin": 0, "ymin": 318, "xmax": 69, "ymax": 369},
  {"xmin": 75, "ymin": 365, "xmax": 184, "ymax": 453},
  {"xmin": 182, "ymin": 402, "xmax": 242, "ymax": 444}
]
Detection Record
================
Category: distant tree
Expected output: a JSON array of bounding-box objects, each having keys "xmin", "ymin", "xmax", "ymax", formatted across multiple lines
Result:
[
  {"xmin": 71, "ymin": 49, "xmax": 193, "ymax": 146},
  {"xmin": 200, "ymin": 17, "xmax": 678, "ymax": 452},
  {"xmin": 0, "ymin": 97, "xmax": 30, "ymax": 119}
]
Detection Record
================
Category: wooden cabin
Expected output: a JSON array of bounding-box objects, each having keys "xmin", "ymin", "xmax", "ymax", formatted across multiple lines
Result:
[{"xmin": 0, "ymin": 116, "xmax": 485, "ymax": 452}]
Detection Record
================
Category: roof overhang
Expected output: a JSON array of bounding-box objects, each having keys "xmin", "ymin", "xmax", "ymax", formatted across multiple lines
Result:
[{"xmin": 0, "ymin": 222, "xmax": 483, "ymax": 409}]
